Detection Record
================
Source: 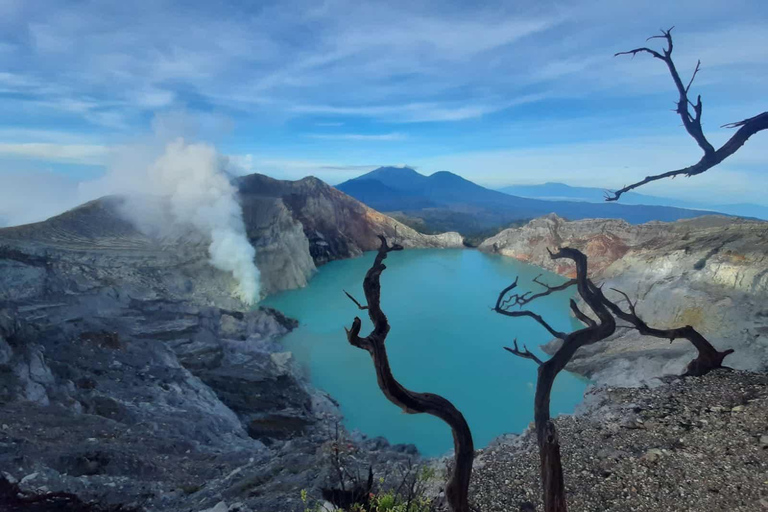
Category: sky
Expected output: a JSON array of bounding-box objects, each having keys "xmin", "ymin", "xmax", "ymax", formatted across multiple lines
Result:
[{"xmin": 1, "ymin": 0, "xmax": 767, "ymax": 225}]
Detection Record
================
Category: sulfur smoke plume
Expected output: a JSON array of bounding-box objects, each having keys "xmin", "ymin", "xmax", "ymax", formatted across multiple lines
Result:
[
  {"xmin": 146, "ymin": 139, "xmax": 260, "ymax": 304},
  {"xmin": 94, "ymin": 136, "xmax": 260, "ymax": 305}
]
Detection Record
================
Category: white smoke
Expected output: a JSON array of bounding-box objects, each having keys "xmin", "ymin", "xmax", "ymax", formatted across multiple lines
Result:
[
  {"xmin": 77, "ymin": 134, "xmax": 261, "ymax": 305},
  {"xmin": 145, "ymin": 139, "xmax": 260, "ymax": 304},
  {"xmin": 0, "ymin": 112, "xmax": 261, "ymax": 304}
]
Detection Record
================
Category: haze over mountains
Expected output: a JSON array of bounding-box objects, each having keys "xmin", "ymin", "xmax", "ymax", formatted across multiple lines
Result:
[
  {"xmin": 336, "ymin": 167, "xmax": 721, "ymax": 238},
  {"xmin": 500, "ymin": 183, "xmax": 768, "ymax": 221}
]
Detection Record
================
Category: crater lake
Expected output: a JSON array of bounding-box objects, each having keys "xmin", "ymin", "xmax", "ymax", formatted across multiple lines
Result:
[{"xmin": 263, "ymin": 248, "xmax": 586, "ymax": 456}]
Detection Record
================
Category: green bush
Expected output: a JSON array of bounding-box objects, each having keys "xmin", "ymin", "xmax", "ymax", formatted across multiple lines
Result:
[{"xmin": 300, "ymin": 488, "xmax": 433, "ymax": 512}]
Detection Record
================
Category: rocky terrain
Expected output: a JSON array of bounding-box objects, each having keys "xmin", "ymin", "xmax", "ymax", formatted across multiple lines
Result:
[
  {"xmin": 0, "ymin": 175, "xmax": 459, "ymax": 511},
  {"xmin": 237, "ymin": 173, "xmax": 462, "ymax": 294},
  {"xmin": 2, "ymin": 177, "xmax": 767, "ymax": 511},
  {"xmin": 471, "ymin": 370, "xmax": 768, "ymax": 511},
  {"xmin": 480, "ymin": 214, "xmax": 768, "ymax": 385}
]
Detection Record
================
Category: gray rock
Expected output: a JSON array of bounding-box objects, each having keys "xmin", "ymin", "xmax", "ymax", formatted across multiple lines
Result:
[
  {"xmin": 0, "ymin": 177, "xmax": 450, "ymax": 510},
  {"xmin": 482, "ymin": 214, "xmax": 768, "ymax": 384}
]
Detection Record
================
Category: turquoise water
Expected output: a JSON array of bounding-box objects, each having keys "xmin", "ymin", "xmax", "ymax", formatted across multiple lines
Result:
[{"xmin": 262, "ymin": 249, "xmax": 586, "ymax": 456}]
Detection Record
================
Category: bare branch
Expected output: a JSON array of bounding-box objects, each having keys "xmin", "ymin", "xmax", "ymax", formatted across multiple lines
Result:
[
  {"xmin": 504, "ymin": 339, "xmax": 544, "ymax": 366},
  {"xmin": 685, "ymin": 59, "xmax": 701, "ymax": 94},
  {"xmin": 494, "ymin": 308, "xmax": 568, "ymax": 340},
  {"xmin": 344, "ymin": 290, "xmax": 368, "ymax": 310},
  {"xmin": 722, "ymin": 111, "xmax": 768, "ymax": 129},
  {"xmin": 601, "ymin": 289, "xmax": 733, "ymax": 376},
  {"xmin": 569, "ymin": 299, "xmax": 596, "ymax": 327},
  {"xmin": 497, "ymin": 277, "xmax": 577, "ymax": 311},
  {"xmin": 608, "ymin": 28, "xmax": 767, "ymax": 200},
  {"xmin": 609, "ymin": 287, "xmax": 637, "ymax": 315},
  {"xmin": 614, "ymin": 47, "xmax": 664, "ymax": 60}
]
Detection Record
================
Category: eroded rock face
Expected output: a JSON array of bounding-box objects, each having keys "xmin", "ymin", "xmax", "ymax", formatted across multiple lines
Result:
[
  {"xmin": 480, "ymin": 214, "xmax": 768, "ymax": 385},
  {"xmin": 0, "ymin": 177, "xmax": 449, "ymax": 510},
  {"xmin": 238, "ymin": 173, "xmax": 463, "ymax": 269}
]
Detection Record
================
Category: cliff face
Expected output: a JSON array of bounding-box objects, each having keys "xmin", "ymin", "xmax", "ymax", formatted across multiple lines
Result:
[
  {"xmin": 480, "ymin": 214, "xmax": 768, "ymax": 385},
  {"xmin": 0, "ymin": 175, "xmax": 455, "ymax": 510},
  {"xmin": 238, "ymin": 174, "xmax": 463, "ymax": 276},
  {"xmin": 0, "ymin": 173, "xmax": 463, "ymax": 302}
]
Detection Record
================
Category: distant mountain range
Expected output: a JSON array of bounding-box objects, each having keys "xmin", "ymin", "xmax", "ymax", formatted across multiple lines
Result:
[
  {"xmin": 336, "ymin": 167, "xmax": 723, "ymax": 240},
  {"xmin": 499, "ymin": 182, "xmax": 768, "ymax": 221}
]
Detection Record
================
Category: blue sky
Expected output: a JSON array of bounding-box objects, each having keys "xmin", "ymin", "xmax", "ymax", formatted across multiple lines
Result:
[{"xmin": 1, "ymin": 0, "xmax": 767, "ymax": 225}]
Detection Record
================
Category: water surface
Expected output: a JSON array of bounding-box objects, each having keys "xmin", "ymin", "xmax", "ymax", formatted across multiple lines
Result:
[{"xmin": 263, "ymin": 249, "xmax": 585, "ymax": 456}]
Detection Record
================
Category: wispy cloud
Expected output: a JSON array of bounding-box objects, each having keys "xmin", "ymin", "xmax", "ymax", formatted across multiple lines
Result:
[
  {"xmin": 0, "ymin": 143, "xmax": 109, "ymax": 164},
  {"xmin": 0, "ymin": 0, "xmax": 766, "ymax": 211},
  {"xmin": 292, "ymin": 94, "xmax": 547, "ymax": 123},
  {"xmin": 307, "ymin": 132, "xmax": 406, "ymax": 141}
]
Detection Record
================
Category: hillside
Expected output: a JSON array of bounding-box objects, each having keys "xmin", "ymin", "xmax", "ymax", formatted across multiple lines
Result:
[
  {"xmin": 0, "ymin": 173, "xmax": 463, "ymax": 511},
  {"xmin": 0, "ymin": 173, "xmax": 462, "ymax": 300},
  {"xmin": 479, "ymin": 214, "xmax": 768, "ymax": 384},
  {"xmin": 472, "ymin": 370, "xmax": 768, "ymax": 512},
  {"xmin": 500, "ymin": 182, "xmax": 768, "ymax": 220},
  {"xmin": 336, "ymin": 167, "xmax": 719, "ymax": 236}
]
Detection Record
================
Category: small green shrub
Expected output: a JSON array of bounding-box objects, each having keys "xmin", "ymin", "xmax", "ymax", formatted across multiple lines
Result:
[{"xmin": 299, "ymin": 488, "xmax": 433, "ymax": 512}]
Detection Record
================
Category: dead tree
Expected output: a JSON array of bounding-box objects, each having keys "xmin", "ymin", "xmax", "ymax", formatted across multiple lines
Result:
[
  {"xmin": 494, "ymin": 247, "xmax": 733, "ymax": 512},
  {"xmin": 606, "ymin": 27, "xmax": 767, "ymax": 201},
  {"xmin": 344, "ymin": 235, "xmax": 474, "ymax": 512},
  {"xmin": 495, "ymin": 248, "xmax": 617, "ymax": 512},
  {"xmin": 601, "ymin": 288, "xmax": 733, "ymax": 377}
]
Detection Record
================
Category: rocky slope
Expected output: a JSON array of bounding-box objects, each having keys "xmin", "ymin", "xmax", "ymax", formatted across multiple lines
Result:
[
  {"xmin": 471, "ymin": 370, "xmax": 768, "ymax": 511},
  {"xmin": 238, "ymin": 174, "xmax": 462, "ymax": 294},
  {"xmin": 0, "ymin": 175, "xmax": 457, "ymax": 511},
  {"xmin": 479, "ymin": 214, "xmax": 768, "ymax": 385}
]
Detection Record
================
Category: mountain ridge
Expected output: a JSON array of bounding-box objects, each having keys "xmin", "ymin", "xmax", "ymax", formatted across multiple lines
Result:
[
  {"xmin": 336, "ymin": 167, "xmax": 723, "ymax": 236},
  {"xmin": 499, "ymin": 181, "xmax": 768, "ymax": 220},
  {"xmin": 0, "ymin": 172, "xmax": 463, "ymax": 298}
]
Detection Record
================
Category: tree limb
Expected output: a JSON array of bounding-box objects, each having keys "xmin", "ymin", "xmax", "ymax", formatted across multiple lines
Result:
[
  {"xmin": 494, "ymin": 308, "xmax": 568, "ymax": 340},
  {"xmin": 494, "ymin": 274, "xmax": 577, "ymax": 339},
  {"xmin": 344, "ymin": 290, "xmax": 368, "ymax": 310},
  {"xmin": 607, "ymin": 27, "xmax": 767, "ymax": 200},
  {"xmin": 601, "ymin": 288, "xmax": 734, "ymax": 376},
  {"xmin": 504, "ymin": 339, "xmax": 544, "ymax": 366},
  {"xmin": 569, "ymin": 299, "xmax": 596, "ymax": 327}
]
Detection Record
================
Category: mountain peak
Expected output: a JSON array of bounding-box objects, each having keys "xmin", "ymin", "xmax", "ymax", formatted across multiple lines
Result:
[
  {"xmin": 429, "ymin": 170, "xmax": 467, "ymax": 181},
  {"xmin": 367, "ymin": 166, "xmax": 421, "ymax": 177},
  {"xmin": 342, "ymin": 166, "xmax": 429, "ymax": 192}
]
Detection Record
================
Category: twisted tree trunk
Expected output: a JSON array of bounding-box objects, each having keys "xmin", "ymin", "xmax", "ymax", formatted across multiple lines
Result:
[
  {"xmin": 344, "ymin": 236, "xmax": 474, "ymax": 512},
  {"xmin": 494, "ymin": 247, "xmax": 733, "ymax": 511}
]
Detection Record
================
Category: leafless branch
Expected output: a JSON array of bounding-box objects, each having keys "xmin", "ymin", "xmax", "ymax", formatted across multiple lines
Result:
[
  {"xmin": 504, "ymin": 339, "xmax": 544, "ymax": 366},
  {"xmin": 494, "ymin": 273, "xmax": 578, "ymax": 340},
  {"xmin": 607, "ymin": 27, "xmax": 767, "ymax": 200},
  {"xmin": 344, "ymin": 290, "xmax": 368, "ymax": 310},
  {"xmin": 609, "ymin": 287, "xmax": 637, "ymax": 315},
  {"xmin": 685, "ymin": 59, "xmax": 701, "ymax": 93},
  {"xmin": 600, "ymin": 288, "xmax": 734, "ymax": 376},
  {"xmin": 569, "ymin": 299, "xmax": 596, "ymax": 327}
]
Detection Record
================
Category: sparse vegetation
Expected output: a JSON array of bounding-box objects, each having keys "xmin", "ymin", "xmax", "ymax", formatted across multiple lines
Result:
[{"xmin": 305, "ymin": 422, "xmax": 438, "ymax": 512}]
